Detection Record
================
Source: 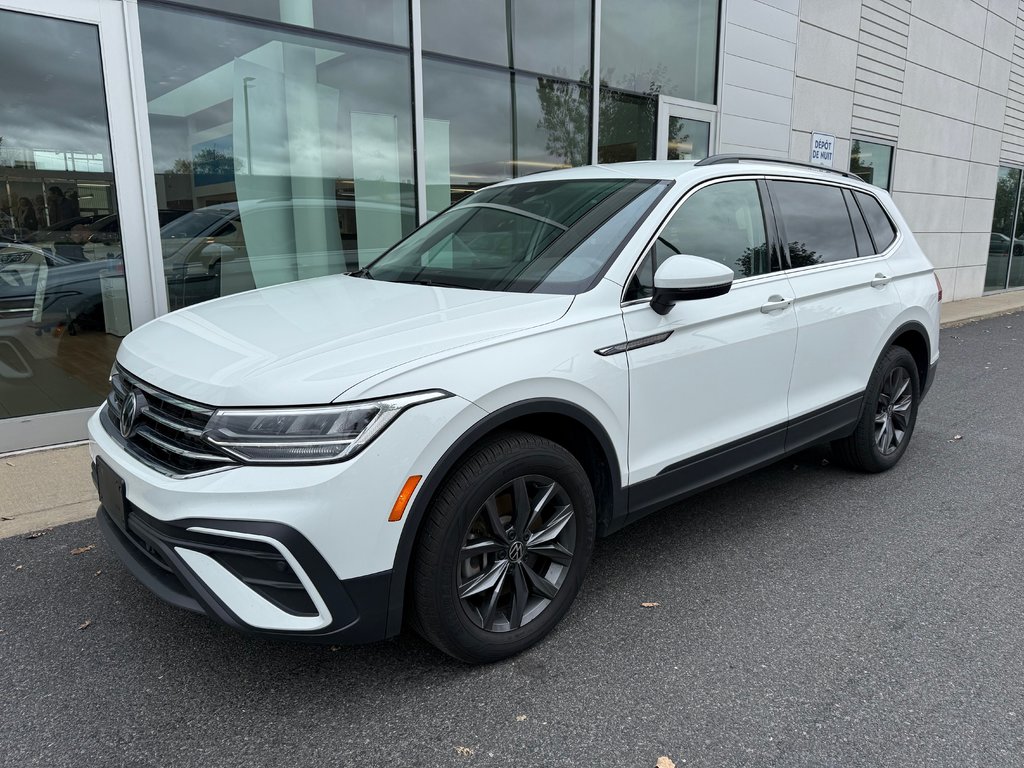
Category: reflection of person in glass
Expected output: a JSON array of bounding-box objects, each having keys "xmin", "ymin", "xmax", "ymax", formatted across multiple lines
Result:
[
  {"xmin": 47, "ymin": 185, "xmax": 75, "ymax": 224},
  {"xmin": 17, "ymin": 197, "xmax": 38, "ymax": 231},
  {"xmin": 55, "ymin": 224, "xmax": 91, "ymax": 262}
]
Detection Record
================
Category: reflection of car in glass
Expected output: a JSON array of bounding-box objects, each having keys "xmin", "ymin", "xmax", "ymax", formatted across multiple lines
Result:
[
  {"xmin": 159, "ymin": 199, "xmax": 411, "ymax": 309},
  {"xmin": 91, "ymin": 159, "xmax": 941, "ymax": 663},
  {"xmin": 0, "ymin": 242, "xmax": 117, "ymax": 333}
]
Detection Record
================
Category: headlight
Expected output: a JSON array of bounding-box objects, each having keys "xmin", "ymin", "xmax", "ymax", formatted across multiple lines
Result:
[{"xmin": 202, "ymin": 390, "xmax": 450, "ymax": 464}]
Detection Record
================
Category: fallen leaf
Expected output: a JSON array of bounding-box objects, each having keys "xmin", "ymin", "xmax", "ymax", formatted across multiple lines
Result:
[
  {"xmin": 94, "ymin": 570, "xmax": 103, "ymax": 576},
  {"xmin": 455, "ymin": 746, "xmax": 474, "ymax": 757},
  {"xmin": 948, "ymin": 434, "xmax": 963, "ymax": 442},
  {"xmin": 515, "ymin": 714, "xmax": 527, "ymax": 722},
  {"xmin": 14, "ymin": 565, "xmax": 23, "ymax": 571},
  {"xmin": 641, "ymin": 602, "xmax": 661, "ymax": 608},
  {"xmin": 77, "ymin": 620, "xmax": 92, "ymax": 631},
  {"xmin": 820, "ymin": 458, "xmax": 829, "ymax": 466},
  {"xmin": 656, "ymin": 758, "xmax": 676, "ymax": 768},
  {"xmin": 0, "ymin": 516, "xmax": 12, "ymax": 521},
  {"xmin": 328, "ymin": 645, "xmax": 342, "ymax": 652},
  {"xmin": 70, "ymin": 545, "xmax": 95, "ymax": 555},
  {"xmin": 24, "ymin": 530, "xmax": 50, "ymax": 540}
]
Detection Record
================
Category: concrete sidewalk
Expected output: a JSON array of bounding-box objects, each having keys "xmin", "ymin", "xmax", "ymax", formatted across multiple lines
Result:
[{"xmin": 1, "ymin": 290, "xmax": 1023, "ymax": 540}]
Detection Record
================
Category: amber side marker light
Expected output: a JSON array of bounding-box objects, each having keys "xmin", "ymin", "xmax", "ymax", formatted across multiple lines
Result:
[{"xmin": 389, "ymin": 475, "xmax": 422, "ymax": 522}]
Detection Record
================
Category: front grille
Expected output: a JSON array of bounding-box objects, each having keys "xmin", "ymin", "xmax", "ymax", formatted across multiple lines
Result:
[{"xmin": 103, "ymin": 365, "xmax": 236, "ymax": 476}]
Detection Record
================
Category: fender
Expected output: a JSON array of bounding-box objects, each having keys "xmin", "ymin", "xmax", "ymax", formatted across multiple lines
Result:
[
  {"xmin": 384, "ymin": 398, "xmax": 625, "ymax": 637},
  {"xmin": 875, "ymin": 318, "xmax": 934, "ymax": 400}
]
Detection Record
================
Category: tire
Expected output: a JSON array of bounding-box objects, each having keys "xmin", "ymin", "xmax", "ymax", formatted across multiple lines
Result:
[
  {"xmin": 832, "ymin": 346, "xmax": 920, "ymax": 473},
  {"xmin": 410, "ymin": 431, "xmax": 596, "ymax": 663}
]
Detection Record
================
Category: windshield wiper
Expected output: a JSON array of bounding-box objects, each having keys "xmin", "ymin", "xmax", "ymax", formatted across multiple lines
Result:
[
  {"xmin": 394, "ymin": 278, "xmax": 480, "ymax": 290},
  {"xmin": 348, "ymin": 267, "xmax": 374, "ymax": 280}
]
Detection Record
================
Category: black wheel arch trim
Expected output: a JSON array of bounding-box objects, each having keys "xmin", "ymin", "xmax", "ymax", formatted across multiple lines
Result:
[
  {"xmin": 877, "ymin": 319, "xmax": 934, "ymax": 401},
  {"xmin": 385, "ymin": 398, "xmax": 625, "ymax": 637}
]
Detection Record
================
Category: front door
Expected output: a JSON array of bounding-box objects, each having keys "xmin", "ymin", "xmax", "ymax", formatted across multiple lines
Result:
[
  {"xmin": 0, "ymin": 0, "xmax": 156, "ymax": 451},
  {"xmin": 621, "ymin": 178, "xmax": 798, "ymax": 515}
]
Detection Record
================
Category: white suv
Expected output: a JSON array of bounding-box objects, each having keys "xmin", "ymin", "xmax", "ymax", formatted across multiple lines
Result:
[{"xmin": 89, "ymin": 157, "xmax": 940, "ymax": 663}]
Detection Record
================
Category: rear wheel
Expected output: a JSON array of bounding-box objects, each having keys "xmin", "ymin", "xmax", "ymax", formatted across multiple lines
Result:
[
  {"xmin": 832, "ymin": 346, "xmax": 920, "ymax": 472},
  {"xmin": 410, "ymin": 431, "xmax": 595, "ymax": 663}
]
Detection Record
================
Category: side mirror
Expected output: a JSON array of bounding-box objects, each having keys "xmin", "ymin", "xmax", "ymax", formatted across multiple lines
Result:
[{"xmin": 650, "ymin": 254, "xmax": 734, "ymax": 315}]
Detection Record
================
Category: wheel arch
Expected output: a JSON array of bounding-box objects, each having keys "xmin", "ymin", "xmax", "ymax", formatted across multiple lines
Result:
[
  {"xmin": 384, "ymin": 398, "xmax": 625, "ymax": 637},
  {"xmin": 883, "ymin": 319, "xmax": 931, "ymax": 388}
]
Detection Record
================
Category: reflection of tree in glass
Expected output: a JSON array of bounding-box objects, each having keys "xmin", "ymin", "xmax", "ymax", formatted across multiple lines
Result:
[
  {"xmin": 787, "ymin": 241, "xmax": 820, "ymax": 268},
  {"xmin": 991, "ymin": 170, "xmax": 1021, "ymax": 240},
  {"xmin": 737, "ymin": 242, "xmax": 769, "ymax": 277},
  {"xmin": 850, "ymin": 140, "xmax": 872, "ymax": 184},
  {"xmin": 536, "ymin": 66, "xmax": 672, "ymax": 167},
  {"xmin": 535, "ymin": 74, "xmax": 590, "ymax": 168},
  {"xmin": 167, "ymin": 148, "xmax": 242, "ymax": 177}
]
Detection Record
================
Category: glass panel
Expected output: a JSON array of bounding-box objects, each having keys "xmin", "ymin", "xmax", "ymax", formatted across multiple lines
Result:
[
  {"xmin": 422, "ymin": 60, "xmax": 592, "ymax": 214},
  {"xmin": 421, "ymin": 0, "xmax": 591, "ymax": 78},
  {"xmin": 985, "ymin": 167, "xmax": 1020, "ymax": 291},
  {"xmin": 598, "ymin": 89, "xmax": 656, "ymax": 163},
  {"xmin": 771, "ymin": 181, "xmax": 858, "ymax": 266},
  {"xmin": 139, "ymin": 4, "xmax": 416, "ymax": 310},
  {"xmin": 367, "ymin": 179, "xmax": 662, "ymax": 293},
  {"xmin": 517, "ymin": 75, "xmax": 592, "ymax": 175},
  {"xmin": 600, "ymin": 0, "xmax": 719, "ymax": 104},
  {"xmin": 166, "ymin": 0, "xmax": 409, "ymax": 46},
  {"xmin": 0, "ymin": 10, "xmax": 126, "ymax": 420},
  {"xmin": 666, "ymin": 117, "xmax": 710, "ymax": 160},
  {"xmin": 845, "ymin": 190, "xmax": 874, "ymax": 257},
  {"xmin": 423, "ymin": 59, "xmax": 512, "ymax": 212},
  {"xmin": 850, "ymin": 140, "xmax": 893, "ymax": 190},
  {"xmin": 1010, "ymin": 172, "xmax": 1024, "ymax": 289}
]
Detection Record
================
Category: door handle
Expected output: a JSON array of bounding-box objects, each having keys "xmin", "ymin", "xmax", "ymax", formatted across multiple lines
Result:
[
  {"xmin": 870, "ymin": 273, "xmax": 892, "ymax": 288},
  {"xmin": 760, "ymin": 295, "xmax": 793, "ymax": 313}
]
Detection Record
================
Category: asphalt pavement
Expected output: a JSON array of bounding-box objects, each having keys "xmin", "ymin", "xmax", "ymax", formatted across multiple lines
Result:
[{"xmin": 2, "ymin": 312, "xmax": 1023, "ymax": 768}]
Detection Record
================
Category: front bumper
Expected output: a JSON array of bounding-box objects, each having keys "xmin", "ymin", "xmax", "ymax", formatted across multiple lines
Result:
[{"xmin": 94, "ymin": 497, "xmax": 391, "ymax": 643}]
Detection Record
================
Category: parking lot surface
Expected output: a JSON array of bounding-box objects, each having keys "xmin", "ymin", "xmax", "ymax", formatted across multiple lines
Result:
[{"xmin": 2, "ymin": 312, "xmax": 1023, "ymax": 768}]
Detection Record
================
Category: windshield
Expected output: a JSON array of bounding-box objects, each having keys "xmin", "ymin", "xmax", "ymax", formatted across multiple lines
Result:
[
  {"xmin": 160, "ymin": 209, "xmax": 231, "ymax": 241},
  {"xmin": 363, "ymin": 179, "xmax": 665, "ymax": 293}
]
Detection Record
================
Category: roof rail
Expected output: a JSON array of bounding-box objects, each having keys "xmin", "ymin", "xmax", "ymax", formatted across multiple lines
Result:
[{"xmin": 694, "ymin": 154, "xmax": 861, "ymax": 181}]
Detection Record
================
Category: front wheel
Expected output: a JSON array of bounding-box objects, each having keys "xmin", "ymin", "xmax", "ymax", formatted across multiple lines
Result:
[
  {"xmin": 832, "ymin": 346, "xmax": 920, "ymax": 472},
  {"xmin": 410, "ymin": 431, "xmax": 596, "ymax": 663}
]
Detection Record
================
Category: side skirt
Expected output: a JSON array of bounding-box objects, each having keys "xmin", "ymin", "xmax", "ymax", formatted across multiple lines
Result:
[{"xmin": 617, "ymin": 393, "xmax": 864, "ymax": 532}]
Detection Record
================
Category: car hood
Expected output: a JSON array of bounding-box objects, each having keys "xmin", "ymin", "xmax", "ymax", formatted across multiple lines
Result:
[{"xmin": 117, "ymin": 275, "xmax": 573, "ymax": 406}]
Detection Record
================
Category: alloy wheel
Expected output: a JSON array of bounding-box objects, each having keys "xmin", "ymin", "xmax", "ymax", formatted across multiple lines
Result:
[
  {"xmin": 457, "ymin": 474, "xmax": 576, "ymax": 632},
  {"xmin": 874, "ymin": 365, "xmax": 912, "ymax": 456}
]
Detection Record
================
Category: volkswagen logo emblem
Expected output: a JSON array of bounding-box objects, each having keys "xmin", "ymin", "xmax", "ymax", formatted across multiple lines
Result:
[
  {"xmin": 120, "ymin": 390, "xmax": 141, "ymax": 438},
  {"xmin": 507, "ymin": 540, "xmax": 525, "ymax": 563}
]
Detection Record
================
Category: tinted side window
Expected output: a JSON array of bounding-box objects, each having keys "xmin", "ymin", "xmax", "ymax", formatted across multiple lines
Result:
[
  {"xmin": 771, "ymin": 181, "xmax": 858, "ymax": 267},
  {"xmin": 854, "ymin": 191, "xmax": 897, "ymax": 253},
  {"xmin": 844, "ymin": 189, "xmax": 873, "ymax": 257},
  {"xmin": 624, "ymin": 180, "xmax": 768, "ymax": 301}
]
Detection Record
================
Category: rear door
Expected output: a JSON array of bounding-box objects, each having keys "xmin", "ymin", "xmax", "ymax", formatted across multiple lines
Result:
[
  {"xmin": 767, "ymin": 179, "xmax": 903, "ymax": 447},
  {"xmin": 621, "ymin": 178, "xmax": 799, "ymax": 512}
]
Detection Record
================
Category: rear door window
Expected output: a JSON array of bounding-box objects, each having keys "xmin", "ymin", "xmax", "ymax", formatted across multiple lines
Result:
[
  {"xmin": 770, "ymin": 181, "xmax": 858, "ymax": 268},
  {"xmin": 854, "ymin": 191, "xmax": 898, "ymax": 253}
]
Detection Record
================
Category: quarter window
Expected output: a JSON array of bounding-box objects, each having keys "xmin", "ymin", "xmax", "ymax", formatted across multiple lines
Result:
[
  {"xmin": 771, "ymin": 181, "xmax": 858, "ymax": 267},
  {"xmin": 854, "ymin": 191, "xmax": 898, "ymax": 253},
  {"xmin": 624, "ymin": 180, "xmax": 769, "ymax": 301}
]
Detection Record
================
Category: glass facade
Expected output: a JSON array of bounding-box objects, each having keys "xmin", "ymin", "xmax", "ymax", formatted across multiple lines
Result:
[
  {"xmin": 0, "ymin": 0, "xmax": 724, "ymax": 448},
  {"xmin": 138, "ymin": 4, "xmax": 416, "ymax": 309},
  {"xmin": 0, "ymin": 9, "xmax": 127, "ymax": 421},
  {"xmin": 985, "ymin": 166, "xmax": 1024, "ymax": 292}
]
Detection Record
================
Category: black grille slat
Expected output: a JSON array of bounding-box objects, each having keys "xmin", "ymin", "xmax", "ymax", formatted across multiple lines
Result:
[{"xmin": 105, "ymin": 365, "xmax": 235, "ymax": 476}]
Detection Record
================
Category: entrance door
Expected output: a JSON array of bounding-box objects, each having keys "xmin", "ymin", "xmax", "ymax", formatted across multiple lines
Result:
[
  {"xmin": 656, "ymin": 96, "xmax": 717, "ymax": 161},
  {"xmin": 0, "ymin": 1, "xmax": 157, "ymax": 452}
]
